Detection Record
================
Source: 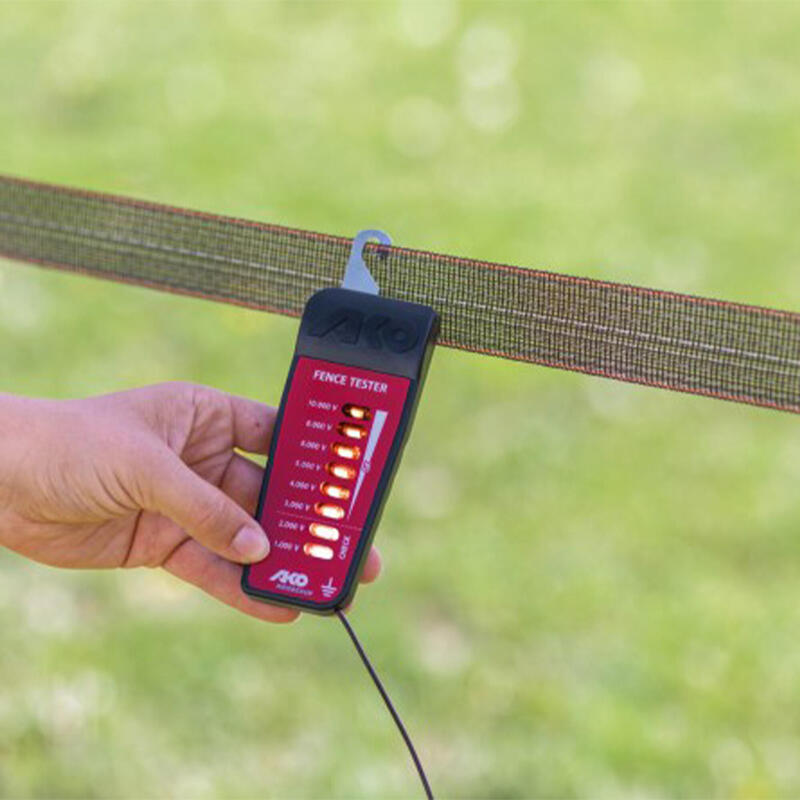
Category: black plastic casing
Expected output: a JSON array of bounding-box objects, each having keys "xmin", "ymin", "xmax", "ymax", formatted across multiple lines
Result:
[{"xmin": 242, "ymin": 288, "xmax": 439, "ymax": 614}]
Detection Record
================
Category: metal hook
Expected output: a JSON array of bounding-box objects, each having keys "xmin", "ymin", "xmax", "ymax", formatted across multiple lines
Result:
[{"xmin": 341, "ymin": 229, "xmax": 391, "ymax": 296}]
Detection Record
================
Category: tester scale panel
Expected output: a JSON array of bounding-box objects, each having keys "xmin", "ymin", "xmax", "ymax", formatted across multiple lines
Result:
[{"xmin": 246, "ymin": 357, "xmax": 410, "ymax": 606}]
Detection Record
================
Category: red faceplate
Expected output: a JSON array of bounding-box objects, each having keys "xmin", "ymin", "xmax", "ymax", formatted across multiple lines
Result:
[{"xmin": 247, "ymin": 356, "xmax": 410, "ymax": 607}]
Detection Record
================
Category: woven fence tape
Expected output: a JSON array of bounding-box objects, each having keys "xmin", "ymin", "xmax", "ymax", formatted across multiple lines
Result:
[{"xmin": 1, "ymin": 175, "xmax": 799, "ymax": 414}]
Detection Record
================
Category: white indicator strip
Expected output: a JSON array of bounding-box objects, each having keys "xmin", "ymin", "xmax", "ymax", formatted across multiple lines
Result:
[{"xmin": 349, "ymin": 409, "xmax": 387, "ymax": 513}]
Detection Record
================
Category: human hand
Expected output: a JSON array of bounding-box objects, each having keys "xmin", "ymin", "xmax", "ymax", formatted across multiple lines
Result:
[{"xmin": 0, "ymin": 382, "xmax": 381, "ymax": 623}]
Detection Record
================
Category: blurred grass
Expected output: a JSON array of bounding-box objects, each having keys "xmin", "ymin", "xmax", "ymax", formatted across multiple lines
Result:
[{"xmin": 2, "ymin": 1, "xmax": 800, "ymax": 797}]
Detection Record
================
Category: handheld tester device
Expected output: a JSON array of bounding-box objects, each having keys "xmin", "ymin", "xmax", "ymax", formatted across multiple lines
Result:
[{"xmin": 242, "ymin": 231, "xmax": 438, "ymax": 614}]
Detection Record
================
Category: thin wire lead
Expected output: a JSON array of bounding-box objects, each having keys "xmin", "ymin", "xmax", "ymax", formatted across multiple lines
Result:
[{"xmin": 335, "ymin": 608, "xmax": 434, "ymax": 800}]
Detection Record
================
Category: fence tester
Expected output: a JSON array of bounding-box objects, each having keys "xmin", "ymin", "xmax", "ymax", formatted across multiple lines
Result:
[
  {"xmin": 244, "ymin": 230, "xmax": 437, "ymax": 796},
  {"xmin": 242, "ymin": 230, "xmax": 438, "ymax": 614}
]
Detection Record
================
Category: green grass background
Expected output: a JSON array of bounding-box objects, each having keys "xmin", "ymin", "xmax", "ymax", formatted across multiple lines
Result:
[{"xmin": 2, "ymin": 2, "xmax": 800, "ymax": 797}]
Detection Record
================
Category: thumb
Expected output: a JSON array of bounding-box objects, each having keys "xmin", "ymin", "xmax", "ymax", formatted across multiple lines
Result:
[{"xmin": 144, "ymin": 452, "xmax": 270, "ymax": 563}]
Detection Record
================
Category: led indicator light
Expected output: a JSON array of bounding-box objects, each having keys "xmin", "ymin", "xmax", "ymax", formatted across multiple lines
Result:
[
  {"xmin": 331, "ymin": 442, "xmax": 361, "ymax": 460},
  {"xmin": 304, "ymin": 542, "xmax": 334, "ymax": 560},
  {"xmin": 338, "ymin": 422, "xmax": 367, "ymax": 440},
  {"xmin": 342, "ymin": 403, "xmax": 370, "ymax": 421},
  {"xmin": 314, "ymin": 502, "xmax": 346, "ymax": 520},
  {"xmin": 326, "ymin": 462, "xmax": 356, "ymax": 480},
  {"xmin": 309, "ymin": 522, "xmax": 340, "ymax": 542},
  {"xmin": 321, "ymin": 482, "xmax": 351, "ymax": 500}
]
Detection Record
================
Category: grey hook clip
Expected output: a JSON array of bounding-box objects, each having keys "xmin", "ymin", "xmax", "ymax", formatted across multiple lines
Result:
[{"xmin": 341, "ymin": 229, "xmax": 391, "ymax": 296}]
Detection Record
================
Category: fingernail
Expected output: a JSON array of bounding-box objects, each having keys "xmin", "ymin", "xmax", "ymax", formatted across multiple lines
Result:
[{"xmin": 233, "ymin": 525, "xmax": 270, "ymax": 561}]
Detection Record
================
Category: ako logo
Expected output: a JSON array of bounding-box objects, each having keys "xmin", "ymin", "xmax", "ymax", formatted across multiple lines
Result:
[
  {"xmin": 269, "ymin": 569, "xmax": 309, "ymax": 588},
  {"xmin": 309, "ymin": 308, "xmax": 419, "ymax": 353}
]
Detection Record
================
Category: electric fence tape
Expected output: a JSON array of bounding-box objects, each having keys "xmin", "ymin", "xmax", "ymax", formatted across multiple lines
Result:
[{"xmin": 1, "ymin": 174, "xmax": 799, "ymax": 414}]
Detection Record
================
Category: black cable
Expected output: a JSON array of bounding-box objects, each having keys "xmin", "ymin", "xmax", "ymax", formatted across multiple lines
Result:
[{"xmin": 335, "ymin": 608, "xmax": 434, "ymax": 799}]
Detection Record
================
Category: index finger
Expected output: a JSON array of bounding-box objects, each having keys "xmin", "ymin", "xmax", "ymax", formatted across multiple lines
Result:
[
  {"xmin": 163, "ymin": 538, "xmax": 299, "ymax": 623},
  {"xmin": 227, "ymin": 393, "xmax": 277, "ymax": 455}
]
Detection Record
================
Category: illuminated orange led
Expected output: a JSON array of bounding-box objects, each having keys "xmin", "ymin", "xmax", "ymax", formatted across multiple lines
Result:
[
  {"xmin": 304, "ymin": 542, "xmax": 334, "ymax": 560},
  {"xmin": 342, "ymin": 403, "xmax": 370, "ymax": 421},
  {"xmin": 338, "ymin": 422, "xmax": 367, "ymax": 440},
  {"xmin": 331, "ymin": 442, "xmax": 361, "ymax": 460},
  {"xmin": 326, "ymin": 462, "xmax": 356, "ymax": 481},
  {"xmin": 320, "ymin": 482, "xmax": 350, "ymax": 501},
  {"xmin": 309, "ymin": 523, "xmax": 340, "ymax": 542},
  {"xmin": 314, "ymin": 502, "xmax": 345, "ymax": 520}
]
